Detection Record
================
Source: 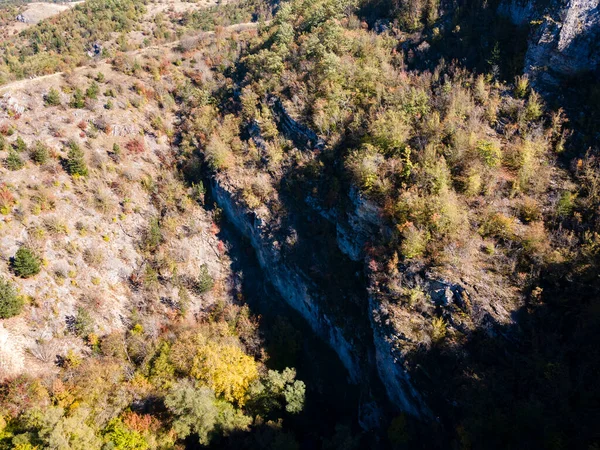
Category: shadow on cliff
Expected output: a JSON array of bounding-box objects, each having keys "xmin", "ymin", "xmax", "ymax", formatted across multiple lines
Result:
[{"xmin": 400, "ymin": 255, "xmax": 600, "ymax": 450}]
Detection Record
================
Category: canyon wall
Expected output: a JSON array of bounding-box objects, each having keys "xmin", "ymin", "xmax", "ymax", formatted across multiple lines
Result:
[{"xmin": 210, "ymin": 176, "xmax": 433, "ymax": 423}]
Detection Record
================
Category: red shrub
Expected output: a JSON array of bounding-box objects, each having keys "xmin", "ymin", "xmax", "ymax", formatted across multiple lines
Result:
[
  {"xmin": 125, "ymin": 138, "xmax": 145, "ymax": 154},
  {"xmin": 123, "ymin": 411, "xmax": 160, "ymax": 433}
]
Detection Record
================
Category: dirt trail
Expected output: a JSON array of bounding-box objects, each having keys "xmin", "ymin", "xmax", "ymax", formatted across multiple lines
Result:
[
  {"xmin": 0, "ymin": 72, "xmax": 65, "ymax": 94},
  {"xmin": 0, "ymin": 21, "xmax": 260, "ymax": 95}
]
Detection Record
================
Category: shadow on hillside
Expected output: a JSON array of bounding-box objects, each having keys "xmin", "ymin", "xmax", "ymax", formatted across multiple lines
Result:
[
  {"xmin": 358, "ymin": 0, "xmax": 530, "ymax": 82},
  {"xmin": 400, "ymin": 255, "xmax": 600, "ymax": 449}
]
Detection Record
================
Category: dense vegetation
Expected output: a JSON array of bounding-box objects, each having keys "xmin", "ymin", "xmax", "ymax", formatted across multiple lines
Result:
[
  {"xmin": 0, "ymin": 0, "xmax": 147, "ymax": 83},
  {"xmin": 0, "ymin": 305, "xmax": 306, "ymax": 449}
]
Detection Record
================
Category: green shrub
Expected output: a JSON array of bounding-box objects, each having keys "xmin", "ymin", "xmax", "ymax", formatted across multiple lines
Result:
[
  {"xmin": 0, "ymin": 277, "xmax": 24, "ymax": 318},
  {"xmin": 13, "ymin": 136, "xmax": 27, "ymax": 153},
  {"xmin": 514, "ymin": 75, "xmax": 529, "ymax": 99},
  {"xmin": 44, "ymin": 88, "xmax": 61, "ymax": 106},
  {"xmin": 73, "ymin": 306, "xmax": 94, "ymax": 337},
  {"xmin": 30, "ymin": 141, "xmax": 49, "ymax": 165},
  {"xmin": 476, "ymin": 140, "xmax": 502, "ymax": 168},
  {"xmin": 70, "ymin": 88, "xmax": 86, "ymax": 108},
  {"xmin": 5, "ymin": 150, "xmax": 24, "ymax": 170},
  {"xmin": 65, "ymin": 141, "xmax": 88, "ymax": 176},
  {"xmin": 480, "ymin": 213, "xmax": 516, "ymax": 240},
  {"xmin": 556, "ymin": 191, "xmax": 575, "ymax": 218},
  {"xmin": 431, "ymin": 317, "xmax": 447, "ymax": 342},
  {"xmin": 86, "ymin": 81, "xmax": 100, "ymax": 99},
  {"xmin": 143, "ymin": 218, "xmax": 162, "ymax": 251},
  {"xmin": 400, "ymin": 225, "xmax": 428, "ymax": 259},
  {"xmin": 524, "ymin": 91, "xmax": 543, "ymax": 121},
  {"xmin": 11, "ymin": 247, "xmax": 42, "ymax": 278},
  {"xmin": 110, "ymin": 143, "xmax": 121, "ymax": 160}
]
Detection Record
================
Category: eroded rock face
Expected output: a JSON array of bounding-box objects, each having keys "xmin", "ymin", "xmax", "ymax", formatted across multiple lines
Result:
[
  {"xmin": 499, "ymin": 0, "xmax": 600, "ymax": 87},
  {"xmin": 211, "ymin": 174, "xmax": 435, "ymax": 424},
  {"xmin": 211, "ymin": 177, "xmax": 362, "ymax": 380},
  {"xmin": 526, "ymin": 0, "xmax": 599, "ymax": 87}
]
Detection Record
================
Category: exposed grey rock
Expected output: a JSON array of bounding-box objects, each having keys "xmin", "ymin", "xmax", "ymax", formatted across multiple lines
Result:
[
  {"xmin": 268, "ymin": 96, "xmax": 325, "ymax": 151},
  {"xmin": 499, "ymin": 0, "xmax": 600, "ymax": 88},
  {"xmin": 525, "ymin": 0, "xmax": 600, "ymax": 88}
]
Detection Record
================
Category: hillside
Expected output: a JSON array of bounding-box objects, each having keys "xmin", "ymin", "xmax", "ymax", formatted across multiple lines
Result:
[{"xmin": 0, "ymin": 0, "xmax": 599, "ymax": 449}]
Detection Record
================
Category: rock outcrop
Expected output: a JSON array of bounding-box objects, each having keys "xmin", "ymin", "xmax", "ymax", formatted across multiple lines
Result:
[
  {"xmin": 499, "ymin": 0, "xmax": 600, "ymax": 88},
  {"xmin": 525, "ymin": 0, "xmax": 599, "ymax": 87},
  {"xmin": 210, "ymin": 174, "xmax": 434, "ymax": 424}
]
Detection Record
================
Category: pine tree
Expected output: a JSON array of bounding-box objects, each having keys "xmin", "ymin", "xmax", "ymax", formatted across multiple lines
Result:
[
  {"xmin": 13, "ymin": 136, "xmax": 27, "ymax": 152},
  {"xmin": 11, "ymin": 247, "xmax": 41, "ymax": 278},
  {"xmin": 31, "ymin": 141, "xmax": 49, "ymax": 165},
  {"xmin": 65, "ymin": 141, "xmax": 88, "ymax": 177},
  {"xmin": 6, "ymin": 150, "xmax": 24, "ymax": 170},
  {"xmin": 0, "ymin": 277, "xmax": 23, "ymax": 318},
  {"xmin": 44, "ymin": 88, "xmax": 61, "ymax": 106},
  {"xmin": 86, "ymin": 81, "xmax": 99, "ymax": 99}
]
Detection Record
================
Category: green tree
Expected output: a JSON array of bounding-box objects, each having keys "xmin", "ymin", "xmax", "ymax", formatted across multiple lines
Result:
[
  {"xmin": 44, "ymin": 407, "xmax": 101, "ymax": 450},
  {"xmin": 0, "ymin": 277, "xmax": 24, "ymax": 318},
  {"xmin": 30, "ymin": 141, "xmax": 49, "ymax": 165},
  {"xmin": 196, "ymin": 264, "xmax": 214, "ymax": 294},
  {"xmin": 165, "ymin": 382, "xmax": 219, "ymax": 445},
  {"xmin": 247, "ymin": 368, "xmax": 305, "ymax": 417},
  {"xmin": 6, "ymin": 150, "xmax": 24, "ymax": 170},
  {"xmin": 44, "ymin": 88, "xmax": 61, "ymax": 106},
  {"xmin": 11, "ymin": 247, "xmax": 42, "ymax": 278},
  {"xmin": 102, "ymin": 418, "xmax": 148, "ymax": 450},
  {"xmin": 70, "ymin": 88, "xmax": 85, "ymax": 108},
  {"xmin": 65, "ymin": 141, "xmax": 88, "ymax": 177},
  {"xmin": 149, "ymin": 342, "xmax": 175, "ymax": 390},
  {"xmin": 165, "ymin": 382, "xmax": 250, "ymax": 445}
]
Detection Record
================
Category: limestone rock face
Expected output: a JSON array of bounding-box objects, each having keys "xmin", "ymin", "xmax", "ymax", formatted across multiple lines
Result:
[
  {"xmin": 499, "ymin": 0, "xmax": 600, "ymax": 87},
  {"xmin": 526, "ymin": 0, "xmax": 599, "ymax": 86}
]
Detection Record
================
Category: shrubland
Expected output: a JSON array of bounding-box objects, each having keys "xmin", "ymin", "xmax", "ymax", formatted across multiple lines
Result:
[{"xmin": 0, "ymin": 15, "xmax": 306, "ymax": 448}]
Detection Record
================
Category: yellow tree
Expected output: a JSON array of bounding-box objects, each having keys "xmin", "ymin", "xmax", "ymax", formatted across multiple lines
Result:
[{"xmin": 190, "ymin": 343, "xmax": 258, "ymax": 406}]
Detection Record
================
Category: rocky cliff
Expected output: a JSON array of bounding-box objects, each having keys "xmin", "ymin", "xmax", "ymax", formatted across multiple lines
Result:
[
  {"xmin": 209, "ymin": 173, "xmax": 434, "ymax": 424},
  {"xmin": 500, "ymin": 0, "xmax": 600, "ymax": 87}
]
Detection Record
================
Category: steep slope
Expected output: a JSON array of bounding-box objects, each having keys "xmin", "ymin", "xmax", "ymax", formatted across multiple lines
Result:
[
  {"xmin": 172, "ymin": 0, "xmax": 600, "ymax": 448},
  {"xmin": 0, "ymin": 60, "xmax": 229, "ymax": 380}
]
